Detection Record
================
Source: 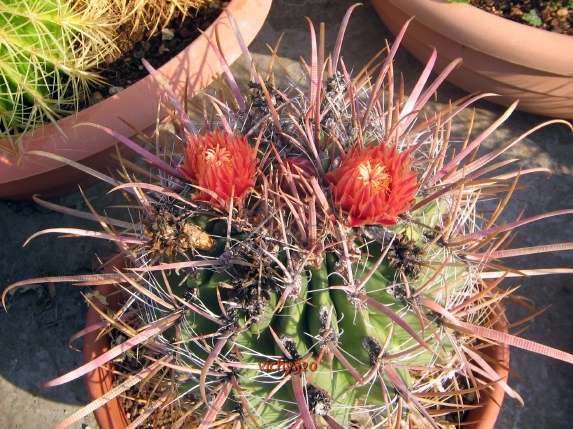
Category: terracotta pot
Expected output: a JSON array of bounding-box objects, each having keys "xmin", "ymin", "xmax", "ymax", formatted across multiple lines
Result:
[
  {"xmin": 0, "ymin": 0, "xmax": 272, "ymax": 200},
  {"xmin": 371, "ymin": 0, "xmax": 573, "ymax": 118},
  {"xmin": 84, "ymin": 291, "xmax": 510, "ymax": 428},
  {"xmin": 463, "ymin": 313, "xmax": 510, "ymax": 429},
  {"xmin": 84, "ymin": 282, "xmax": 130, "ymax": 429}
]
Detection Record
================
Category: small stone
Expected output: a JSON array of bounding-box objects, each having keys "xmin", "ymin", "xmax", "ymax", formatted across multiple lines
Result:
[
  {"xmin": 510, "ymin": 7, "xmax": 522, "ymax": 17},
  {"xmin": 158, "ymin": 44, "xmax": 169, "ymax": 55},
  {"xmin": 550, "ymin": 18, "xmax": 561, "ymax": 28},
  {"xmin": 89, "ymin": 91, "xmax": 103, "ymax": 105},
  {"xmin": 557, "ymin": 8, "xmax": 569, "ymax": 18},
  {"xmin": 161, "ymin": 28, "xmax": 175, "ymax": 41},
  {"xmin": 109, "ymin": 86, "xmax": 125, "ymax": 95}
]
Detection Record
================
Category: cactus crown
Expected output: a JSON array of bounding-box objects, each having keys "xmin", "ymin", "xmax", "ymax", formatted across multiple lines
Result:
[{"xmin": 4, "ymin": 5, "xmax": 573, "ymax": 429}]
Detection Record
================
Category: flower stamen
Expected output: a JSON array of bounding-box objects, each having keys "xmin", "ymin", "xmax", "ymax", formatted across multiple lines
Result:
[{"xmin": 358, "ymin": 160, "xmax": 392, "ymax": 194}]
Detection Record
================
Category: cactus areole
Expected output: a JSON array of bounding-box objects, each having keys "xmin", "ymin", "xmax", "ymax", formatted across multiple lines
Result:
[{"xmin": 5, "ymin": 4, "xmax": 573, "ymax": 429}]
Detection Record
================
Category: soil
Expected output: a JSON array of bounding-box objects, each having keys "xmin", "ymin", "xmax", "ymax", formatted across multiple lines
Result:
[
  {"xmin": 86, "ymin": 2, "xmax": 225, "ymax": 106},
  {"xmin": 470, "ymin": 0, "xmax": 573, "ymax": 34}
]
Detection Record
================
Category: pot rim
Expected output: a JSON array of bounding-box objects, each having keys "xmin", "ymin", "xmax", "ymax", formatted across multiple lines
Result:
[{"xmin": 392, "ymin": 0, "xmax": 573, "ymax": 74}]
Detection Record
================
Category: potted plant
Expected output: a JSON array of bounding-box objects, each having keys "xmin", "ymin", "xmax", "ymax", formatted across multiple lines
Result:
[
  {"xmin": 370, "ymin": 0, "xmax": 573, "ymax": 119},
  {"xmin": 0, "ymin": 0, "xmax": 207, "ymax": 150},
  {"xmin": 0, "ymin": 0, "xmax": 120, "ymax": 150},
  {"xmin": 4, "ymin": 4, "xmax": 573, "ymax": 428},
  {"xmin": 0, "ymin": 0, "xmax": 272, "ymax": 200}
]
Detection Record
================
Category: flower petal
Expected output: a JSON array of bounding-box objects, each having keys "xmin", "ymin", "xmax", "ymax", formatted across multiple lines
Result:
[
  {"xmin": 181, "ymin": 129, "xmax": 258, "ymax": 210},
  {"xmin": 326, "ymin": 143, "xmax": 418, "ymax": 226}
]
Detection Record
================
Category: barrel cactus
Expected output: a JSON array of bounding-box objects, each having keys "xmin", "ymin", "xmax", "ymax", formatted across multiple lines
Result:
[
  {"xmin": 0, "ymin": 0, "xmax": 119, "ymax": 151},
  {"xmin": 4, "ymin": 4, "xmax": 573, "ymax": 429}
]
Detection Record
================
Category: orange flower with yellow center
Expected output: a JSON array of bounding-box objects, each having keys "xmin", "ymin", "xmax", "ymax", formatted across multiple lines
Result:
[
  {"xmin": 180, "ymin": 129, "xmax": 258, "ymax": 210},
  {"xmin": 325, "ymin": 143, "xmax": 418, "ymax": 227}
]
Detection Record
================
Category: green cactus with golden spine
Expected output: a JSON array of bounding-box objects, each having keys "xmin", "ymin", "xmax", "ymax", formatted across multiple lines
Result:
[{"xmin": 0, "ymin": 0, "xmax": 118, "ymax": 148}]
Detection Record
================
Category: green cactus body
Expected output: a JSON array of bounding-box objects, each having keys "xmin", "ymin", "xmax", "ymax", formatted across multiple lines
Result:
[
  {"xmin": 155, "ymin": 195, "xmax": 472, "ymax": 428},
  {"xmin": 0, "ymin": 0, "xmax": 117, "ymax": 139},
  {"xmin": 129, "ymin": 57, "xmax": 489, "ymax": 426}
]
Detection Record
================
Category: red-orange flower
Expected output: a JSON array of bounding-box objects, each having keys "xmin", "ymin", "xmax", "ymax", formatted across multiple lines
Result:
[
  {"xmin": 180, "ymin": 129, "xmax": 258, "ymax": 210},
  {"xmin": 325, "ymin": 143, "xmax": 418, "ymax": 227}
]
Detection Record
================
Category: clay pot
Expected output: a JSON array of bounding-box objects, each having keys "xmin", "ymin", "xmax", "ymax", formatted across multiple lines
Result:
[
  {"xmin": 371, "ymin": 0, "xmax": 573, "ymax": 118},
  {"xmin": 0, "ymin": 0, "xmax": 273, "ymax": 200},
  {"xmin": 463, "ymin": 314, "xmax": 510, "ymax": 429},
  {"xmin": 83, "ymin": 282, "xmax": 130, "ymax": 429}
]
